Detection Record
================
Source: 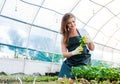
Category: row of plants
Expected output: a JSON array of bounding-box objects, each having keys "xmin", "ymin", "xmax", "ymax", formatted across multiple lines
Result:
[
  {"xmin": 21, "ymin": 75, "xmax": 58, "ymax": 82},
  {"xmin": 0, "ymin": 75, "xmax": 58, "ymax": 82},
  {"xmin": 71, "ymin": 66, "xmax": 120, "ymax": 83},
  {"xmin": 1, "ymin": 66, "xmax": 120, "ymax": 83}
]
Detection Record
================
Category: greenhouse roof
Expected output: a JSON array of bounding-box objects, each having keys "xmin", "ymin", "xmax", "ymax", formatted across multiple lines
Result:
[{"xmin": 0, "ymin": 0, "xmax": 120, "ymax": 64}]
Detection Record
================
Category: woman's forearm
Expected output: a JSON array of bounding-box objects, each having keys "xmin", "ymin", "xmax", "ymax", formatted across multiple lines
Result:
[
  {"xmin": 87, "ymin": 42, "xmax": 95, "ymax": 51},
  {"xmin": 62, "ymin": 51, "xmax": 73, "ymax": 58}
]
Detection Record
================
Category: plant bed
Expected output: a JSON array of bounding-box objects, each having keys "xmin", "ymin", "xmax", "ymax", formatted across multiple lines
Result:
[
  {"xmin": 0, "ymin": 78, "xmax": 19, "ymax": 83},
  {"xmin": 71, "ymin": 66, "xmax": 120, "ymax": 84},
  {"xmin": 0, "ymin": 75, "xmax": 58, "ymax": 83},
  {"xmin": 22, "ymin": 81, "xmax": 58, "ymax": 84}
]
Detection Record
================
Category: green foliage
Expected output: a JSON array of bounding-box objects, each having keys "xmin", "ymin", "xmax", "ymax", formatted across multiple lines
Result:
[
  {"xmin": 71, "ymin": 66, "xmax": 120, "ymax": 82},
  {"xmin": 22, "ymin": 76, "xmax": 58, "ymax": 82},
  {"xmin": 79, "ymin": 36, "xmax": 87, "ymax": 47},
  {"xmin": 23, "ymin": 76, "xmax": 34, "ymax": 82},
  {"xmin": 78, "ymin": 36, "xmax": 88, "ymax": 54},
  {"xmin": 0, "ymin": 75, "xmax": 58, "ymax": 82}
]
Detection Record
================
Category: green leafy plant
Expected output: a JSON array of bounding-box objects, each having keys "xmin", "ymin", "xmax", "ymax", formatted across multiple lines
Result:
[
  {"xmin": 79, "ymin": 36, "xmax": 87, "ymax": 47},
  {"xmin": 77, "ymin": 36, "xmax": 88, "ymax": 54}
]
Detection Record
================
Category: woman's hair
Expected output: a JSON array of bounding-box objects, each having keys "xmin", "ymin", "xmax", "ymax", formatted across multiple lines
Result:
[{"xmin": 60, "ymin": 13, "xmax": 76, "ymax": 45}]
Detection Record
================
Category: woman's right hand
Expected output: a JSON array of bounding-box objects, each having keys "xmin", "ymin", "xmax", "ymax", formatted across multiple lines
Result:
[{"xmin": 71, "ymin": 46, "xmax": 83, "ymax": 55}]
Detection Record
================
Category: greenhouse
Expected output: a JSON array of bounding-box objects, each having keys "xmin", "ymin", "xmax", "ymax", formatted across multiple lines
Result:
[{"xmin": 0, "ymin": 0, "xmax": 120, "ymax": 84}]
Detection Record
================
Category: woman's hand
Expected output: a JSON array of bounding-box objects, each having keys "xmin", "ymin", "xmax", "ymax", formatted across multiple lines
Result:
[
  {"xmin": 71, "ymin": 46, "xmax": 83, "ymax": 55},
  {"xmin": 85, "ymin": 35, "xmax": 93, "ymax": 44}
]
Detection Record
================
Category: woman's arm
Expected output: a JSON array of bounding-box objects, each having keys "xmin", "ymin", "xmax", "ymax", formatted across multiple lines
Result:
[
  {"xmin": 87, "ymin": 42, "xmax": 95, "ymax": 51},
  {"xmin": 61, "ymin": 40, "xmax": 73, "ymax": 58}
]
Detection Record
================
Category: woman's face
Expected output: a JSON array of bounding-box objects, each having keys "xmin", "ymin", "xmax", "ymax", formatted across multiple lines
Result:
[{"xmin": 67, "ymin": 17, "xmax": 76, "ymax": 30}]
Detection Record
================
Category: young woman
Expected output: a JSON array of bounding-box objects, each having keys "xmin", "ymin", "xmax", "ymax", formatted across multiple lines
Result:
[{"xmin": 58, "ymin": 13, "xmax": 95, "ymax": 84}]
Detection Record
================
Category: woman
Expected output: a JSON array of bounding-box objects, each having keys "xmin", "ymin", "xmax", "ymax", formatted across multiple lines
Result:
[{"xmin": 58, "ymin": 13, "xmax": 95, "ymax": 84}]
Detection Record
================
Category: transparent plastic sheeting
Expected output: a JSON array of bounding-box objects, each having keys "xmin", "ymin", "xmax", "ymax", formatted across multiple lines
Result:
[
  {"xmin": 0, "ymin": 16, "xmax": 61, "ymax": 53},
  {"xmin": 0, "ymin": 0, "xmax": 120, "ymax": 65}
]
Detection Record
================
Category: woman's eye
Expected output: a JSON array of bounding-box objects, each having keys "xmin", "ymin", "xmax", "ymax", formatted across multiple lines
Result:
[{"xmin": 67, "ymin": 22, "xmax": 71, "ymax": 25}]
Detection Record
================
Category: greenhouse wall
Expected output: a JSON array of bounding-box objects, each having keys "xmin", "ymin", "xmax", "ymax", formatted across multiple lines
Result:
[{"xmin": 0, "ymin": 58, "xmax": 61, "ymax": 75}]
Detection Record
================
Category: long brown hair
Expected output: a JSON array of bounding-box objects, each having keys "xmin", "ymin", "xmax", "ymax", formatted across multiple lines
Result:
[{"xmin": 60, "ymin": 13, "xmax": 76, "ymax": 45}]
